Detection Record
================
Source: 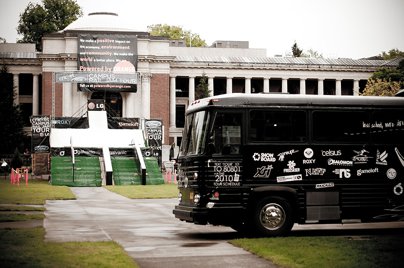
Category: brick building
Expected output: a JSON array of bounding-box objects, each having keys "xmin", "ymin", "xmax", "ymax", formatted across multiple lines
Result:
[{"xmin": 0, "ymin": 12, "xmax": 400, "ymax": 160}]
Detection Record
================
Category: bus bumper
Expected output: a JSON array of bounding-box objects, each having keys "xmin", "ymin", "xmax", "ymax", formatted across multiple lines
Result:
[
  {"xmin": 173, "ymin": 204, "xmax": 244, "ymax": 226},
  {"xmin": 173, "ymin": 205, "xmax": 209, "ymax": 224}
]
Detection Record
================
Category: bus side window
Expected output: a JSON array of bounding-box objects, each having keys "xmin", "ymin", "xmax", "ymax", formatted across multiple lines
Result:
[
  {"xmin": 371, "ymin": 109, "xmax": 404, "ymax": 144},
  {"xmin": 249, "ymin": 110, "xmax": 306, "ymax": 142},
  {"xmin": 211, "ymin": 113, "xmax": 242, "ymax": 155},
  {"xmin": 313, "ymin": 111, "xmax": 369, "ymax": 143}
]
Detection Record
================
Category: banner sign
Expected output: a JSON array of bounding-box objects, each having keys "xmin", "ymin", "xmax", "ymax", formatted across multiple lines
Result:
[
  {"xmin": 52, "ymin": 117, "xmax": 88, "ymax": 129},
  {"xmin": 108, "ymin": 117, "xmax": 140, "ymax": 129},
  {"xmin": 31, "ymin": 116, "xmax": 51, "ymax": 153},
  {"xmin": 144, "ymin": 120, "xmax": 162, "ymax": 160},
  {"xmin": 77, "ymin": 34, "xmax": 138, "ymax": 92},
  {"xmin": 51, "ymin": 148, "xmax": 134, "ymax": 157},
  {"xmin": 55, "ymin": 72, "xmax": 137, "ymax": 84}
]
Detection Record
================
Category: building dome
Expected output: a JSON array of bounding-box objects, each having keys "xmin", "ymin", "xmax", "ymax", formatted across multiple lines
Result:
[{"xmin": 62, "ymin": 12, "xmax": 137, "ymax": 32}]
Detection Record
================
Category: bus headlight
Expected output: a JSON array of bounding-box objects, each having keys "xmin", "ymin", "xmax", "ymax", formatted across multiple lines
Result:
[
  {"xmin": 193, "ymin": 172, "xmax": 198, "ymax": 180},
  {"xmin": 193, "ymin": 193, "xmax": 201, "ymax": 204},
  {"xmin": 178, "ymin": 192, "xmax": 182, "ymax": 202}
]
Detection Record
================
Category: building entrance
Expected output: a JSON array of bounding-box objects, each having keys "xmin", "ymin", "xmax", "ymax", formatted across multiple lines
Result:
[{"xmin": 91, "ymin": 92, "xmax": 123, "ymax": 117}]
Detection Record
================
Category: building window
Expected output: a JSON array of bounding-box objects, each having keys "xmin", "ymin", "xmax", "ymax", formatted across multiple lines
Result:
[
  {"xmin": 232, "ymin": 78, "xmax": 245, "ymax": 93},
  {"xmin": 287, "ymin": 79, "xmax": 300, "ymax": 94},
  {"xmin": 19, "ymin": 73, "xmax": 33, "ymax": 95},
  {"xmin": 251, "ymin": 78, "xmax": 263, "ymax": 93},
  {"xmin": 306, "ymin": 79, "xmax": 318, "ymax": 95},
  {"xmin": 175, "ymin": 77, "xmax": 189, "ymax": 97},
  {"xmin": 213, "ymin": 77, "xmax": 226, "ymax": 96},
  {"xmin": 269, "ymin": 78, "xmax": 282, "ymax": 93},
  {"xmin": 176, "ymin": 104, "xmax": 186, "ymax": 128}
]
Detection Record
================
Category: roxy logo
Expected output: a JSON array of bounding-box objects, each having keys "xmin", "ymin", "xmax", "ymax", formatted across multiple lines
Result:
[{"xmin": 304, "ymin": 148, "xmax": 314, "ymax": 158}]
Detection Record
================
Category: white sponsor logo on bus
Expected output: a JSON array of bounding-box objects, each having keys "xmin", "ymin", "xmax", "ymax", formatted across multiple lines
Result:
[
  {"xmin": 277, "ymin": 174, "xmax": 303, "ymax": 183},
  {"xmin": 315, "ymin": 182, "xmax": 335, "ymax": 189},
  {"xmin": 333, "ymin": 169, "xmax": 351, "ymax": 178},
  {"xmin": 322, "ymin": 150, "xmax": 341, "ymax": 156},
  {"xmin": 357, "ymin": 168, "xmax": 379, "ymax": 176}
]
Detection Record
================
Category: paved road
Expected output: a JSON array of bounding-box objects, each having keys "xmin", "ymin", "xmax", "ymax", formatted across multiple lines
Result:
[
  {"xmin": 44, "ymin": 187, "xmax": 273, "ymax": 268},
  {"xmin": 44, "ymin": 187, "xmax": 404, "ymax": 268}
]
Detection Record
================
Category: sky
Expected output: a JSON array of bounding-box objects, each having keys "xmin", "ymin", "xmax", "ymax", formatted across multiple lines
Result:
[{"xmin": 0, "ymin": 0, "xmax": 403, "ymax": 59}]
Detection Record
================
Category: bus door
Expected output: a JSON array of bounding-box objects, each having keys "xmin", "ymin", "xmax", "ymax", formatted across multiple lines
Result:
[{"xmin": 207, "ymin": 111, "xmax": 244, "ymax": 189}]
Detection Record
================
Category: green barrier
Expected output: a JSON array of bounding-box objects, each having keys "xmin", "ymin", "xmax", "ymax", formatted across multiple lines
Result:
[{"xmin": 51, "ymin": 156, "xmax": 102, "ymax": 187}]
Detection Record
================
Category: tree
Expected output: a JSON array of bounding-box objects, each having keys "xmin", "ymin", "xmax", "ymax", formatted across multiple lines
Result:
[
  {"xmin": 17, "ymin": 0, "xmax": 83, "ymax": 51},
  {"xmin": 0, "ymin": 65, "xmax": 24, "ymax": 154},
  {"xmin": 291, "ymin": 41, "xmax": 303, "ymax": 57},
  {"xmin": 362, "ymin": 58, "xmax": 404, "ymax": 96},
  {"xmin": 361, "ymin": 78, "xmax": 401, "ymax": 96},
  {"xmin": 195, "ymin": 73, "xmax": 211, "ymax": 99},
  {"xmin": 380, "ymin": 49, "xmax": 404, "ymax": 60},
  {"xmin": 148, "ymin": 24, "xmax": 206, "ymax": 47},
  {"xmin": 0, "ymin": 37, "xmax": 6, "ymax": 43},
  {"xmin": 305, "ymin": 49, "xmax": 323, "ymax": 58}
]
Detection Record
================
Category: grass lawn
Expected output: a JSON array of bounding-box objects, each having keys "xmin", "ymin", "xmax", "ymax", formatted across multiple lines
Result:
[
  {"xmin": 0, "ymin": 179, "xmax": 75, "ymax": 204},
  {"xmin": 0, "ymin": 179, "xmax": 138, "ymax": 268},
  {"xmin": 105, "ymin": 183, "xmax": 178, "ymax": 199},
  {"xmin": 231, "ymin": 235, "xmax": 404, "ymax": 268},
  {"xmin": 0, "ymin": 228, "xmax": 138, "ymax": 268}
]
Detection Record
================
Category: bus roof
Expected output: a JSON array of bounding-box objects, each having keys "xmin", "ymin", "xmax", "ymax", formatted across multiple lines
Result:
[{"xmin": 187, "ymin": 93, "xmax": 404, "ymax": 114}]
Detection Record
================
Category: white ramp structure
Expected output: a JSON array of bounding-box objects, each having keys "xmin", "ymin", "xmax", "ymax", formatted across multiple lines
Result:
[{"xmin": 50, "ymin": 110, "xmax": 146, "ymax": 185}]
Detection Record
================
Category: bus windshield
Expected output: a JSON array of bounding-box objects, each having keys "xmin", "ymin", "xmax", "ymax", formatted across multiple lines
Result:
[{"xmin": 179, "ymin": 111, "xmax": 210, "ymax": 156}]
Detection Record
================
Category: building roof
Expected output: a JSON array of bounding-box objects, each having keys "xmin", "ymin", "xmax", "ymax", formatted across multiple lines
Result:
[
  {"xmin": 0, "ymin": 43, "xmax": 37, "ymax": 58},
  {"xmin": 173, "ymin": 55, "xmax": 400, "ymax": 68},
  {"xmin": 62, "ymin": 12, "xmax": 138, "ymax": 33}
]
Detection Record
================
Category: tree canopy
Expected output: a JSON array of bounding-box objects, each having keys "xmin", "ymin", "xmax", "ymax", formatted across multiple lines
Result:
[
  {"xmin": 291, "ymin": 41, "xmax": 303, "ymax": 57},
  {"xmin": 17, "ymin": 0, "xmax": 83, "ymax": 51},
  {"xmin": 148, "ymin": 24, "xmax": 206, "ymax": 47},
  {"xmin": 195, "ymin": 74, "xmax": 211, "ymax": 99},
  {"xmin": 0, "ymin": 65, "xmax": 24, "ymax": 154},
  {"xmin": 379, "ymin": 49, "xmax": 404, "ymax": 60},
  {"xmin": 362, "ymin": 58, "xmax": 404, "ymax": 96}
]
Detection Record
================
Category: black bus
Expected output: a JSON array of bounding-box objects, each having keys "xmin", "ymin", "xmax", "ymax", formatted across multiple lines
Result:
[{"xmin": 173, "ymin": 93, "xmax": 404, "ymax": 236}]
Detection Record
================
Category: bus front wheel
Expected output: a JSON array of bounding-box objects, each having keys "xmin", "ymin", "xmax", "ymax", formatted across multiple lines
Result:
[{"xmin": 253, "ymin": 196, "xmax": 294, "ymax": 237}]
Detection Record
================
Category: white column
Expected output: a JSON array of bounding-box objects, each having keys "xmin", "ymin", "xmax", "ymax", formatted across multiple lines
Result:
[
  {"xmin": 300, "ymin": 78, "xmax": 306, "ymax": 95},
  {"xmin": 170, "ymin": 76, "xmax": 176, "ymax": 128},
  {"xmin": 13, "ymin": 73, "xmax": 19, "ymax": 105},
  {"xmin": 282, "ymin": 78, "xmax": 288, "ymax": 93},
  {"xmin": 264, "ymin": 78, "xmax": 270, "ymax": 93},
  {"xmin": 32, "ymin": 74, "xmax": 39, "ymax": 115},
  {"xmin": 63, "ymin": 82, "xmax": 72, "ymax": 116},
  {"xmin": 226, "ymin": 77, "xmax": 232, "ymax": 94},
  {"xmin": 353, "ymin": 79, "xmax": 360, "ymax": 96},
  {"xmin": 318, "ymin": 79, "xmax": 324, "ymax": 95},
  {"xmin": 141, "ymin": 73, "xmax": 151, "ymax": 119},
  {"xmin": 245, "ymin": 77, "xmax": 251, "ymax": 94},
  {"xmin": 189, "ymin": 76, "xmax": 195, "ymax": 103},
  {"xmin": 208, "ymin": 77, "xmax": 214, "ymax": 96},
  {"xmin": 336, "ymin": 79, "xmax": 342, "ymax": 95},
  {"xmin": 126, "ymin": 92, "xmax": 137, "ymax": 117}
]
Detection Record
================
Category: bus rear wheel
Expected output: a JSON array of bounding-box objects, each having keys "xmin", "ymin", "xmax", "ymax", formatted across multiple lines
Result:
[{"xmin": 253, "ymin": 196, "xmax": 294, "ymax": 237}]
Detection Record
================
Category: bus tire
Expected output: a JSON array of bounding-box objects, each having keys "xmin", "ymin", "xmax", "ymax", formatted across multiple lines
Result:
[{"xmin": 253, "ymin": 196, "xmax": 294, "ymax": 237}]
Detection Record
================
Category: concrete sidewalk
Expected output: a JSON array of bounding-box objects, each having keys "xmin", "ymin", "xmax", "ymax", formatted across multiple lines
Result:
[{"xmin": 44, "ymin": 187, "xmax": 274, "ymax": 268}]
